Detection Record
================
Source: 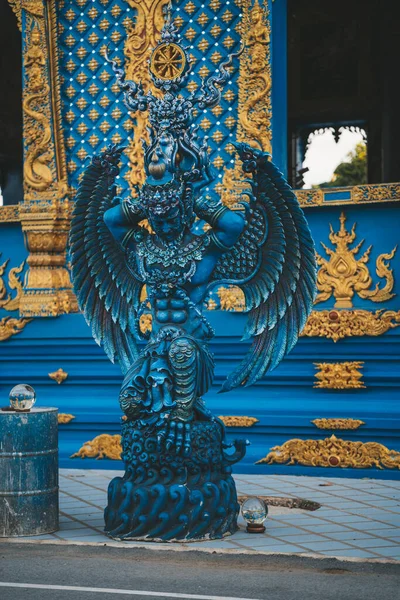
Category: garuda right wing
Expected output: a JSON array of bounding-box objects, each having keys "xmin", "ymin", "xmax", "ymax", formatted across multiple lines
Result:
[
  {"xmin": 70, "ymin": 146, "xmax": 143, "ymax": 374},
  {"xmin": 210, "ymin": 143, "xmax": 317, "ymax": 392}
]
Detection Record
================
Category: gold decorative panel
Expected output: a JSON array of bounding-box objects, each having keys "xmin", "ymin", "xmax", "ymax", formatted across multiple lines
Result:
[
  {"xmin": 315, "ymin": 212, "xmax": 396, "ymax": 309},
  {"xmin": 312, "ymin": 418, "xmax": 365, "ymax": 430},
  {"xmin": 218, "ymin": 416, "xmax": 259, "ymax": 427},
  {"xmin": 71, "ymin": 434, "xmax": 122, "ymax": 460},
  {"xmin": 58, "ymin": 413, "xmax": 75, "ymax": 424},
  {"xmin": 257, "ymin": 435, "xmax": 400, "ymax": 469},
  {"xmin": 314, "ymin": 361, "xmax": 365, "ymax": 390},
  {"xmin": 296, "ymin": 182, "xmax": 400, "ymax": 208},
  {"xmin": 301, "ymin": 309, "xmax": 400, "ymax": 342},
  {"xmin": 0, "ymin": 206, "xmax": 20, "ymax": 224}
]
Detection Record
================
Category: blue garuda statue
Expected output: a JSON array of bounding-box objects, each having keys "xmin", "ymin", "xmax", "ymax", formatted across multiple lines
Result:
[{"xmin": 70, "ymin": 10, "xmax": 316, "ymax": 542}]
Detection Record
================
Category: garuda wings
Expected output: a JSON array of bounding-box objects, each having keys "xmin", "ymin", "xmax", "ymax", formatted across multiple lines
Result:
[
  {"xmin": 70, "ymin": 146, "xmax": 142, "ymax": 375},
  {"xmin": 70, "ymin": 143, "xmax": 316, "ymax": 390},
  {"xmin": 210, "ymin": 143, "xmax": 317, "ymax": 392}
]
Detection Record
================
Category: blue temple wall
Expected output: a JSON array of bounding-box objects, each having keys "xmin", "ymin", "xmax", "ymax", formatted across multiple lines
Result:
[{"xmin": 1, "ymin": 0, "xmax": 400, "ymax": 479}]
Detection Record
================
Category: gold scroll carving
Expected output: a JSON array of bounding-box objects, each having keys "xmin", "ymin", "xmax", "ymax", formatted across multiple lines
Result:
[
  {"xmin": 123, "ymin": 0, "xmax": 167, "ymax": 192},
  {"xmin": 222, "ymin": 0, "xmax": 271, "ymax": 207},
  {"xmin": 312, "ymin": 418, "xmax": 365, "ymax": 430},
  {"xmin": 301, "ymin": 309, "xmax": 400, "ymax": 342},
  {"xmin": 58, "ymin": 413, "xmax": 75, "ymax": 424},
  {"xmin": 48, "ymin": 368, "xmax": 68, "ymax": 384},
  {"xmin": 315, "ymin": 212, "xmax": 397, "ymax": 309},
  {"xmin": 71, "ymin": 434, "xmax": 123, "ymax": 460},
  {"xmin": 218, "ymin": 416, "xmax": 259, "ymax": 427},
  {"xmin": 314, "ymin": 361, "xmax": 365, "ymax": 390},
  {"xmin": 0, "ymin": 317, "xmax": 31, "ymax": 342},
  {"xmin": 0, "ymin": 252, "xmax": 31, "ymax": 341},
  {"xmin": 256, "ymin": 435, "xmax": 400, "ymax": 470},
  {"xmin": 20, "ymin": 0, "xmax": 77, "ymax": 317}
]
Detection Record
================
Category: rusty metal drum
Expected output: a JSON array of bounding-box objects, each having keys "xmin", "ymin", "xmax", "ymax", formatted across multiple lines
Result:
[{"xmin": 0, "ymin": 407, "xmax": 59, "ymax": 537}]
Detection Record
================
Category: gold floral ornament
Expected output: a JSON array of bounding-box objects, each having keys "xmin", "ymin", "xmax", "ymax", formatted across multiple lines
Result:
[
  {"xmin": 256, "ymin": 435, "xmax": 400, "ymax": 469},
  {"xmin": 48, "ymin": 368, "xmax": 68, "ymax": 385},
  {"xmin": 150, "ymin": 42, "xmax": 186, "ymax": 80},
  {"xmin": 315, "ymin": 212, "xmax": 397, "ymax": 309},
  {"xmin": 58, "ymin": 414, "xmax": 75, "ymax": 424},
  {"xmin": 301, "ymin": 308, "xmax": 400, "ymax": 342},
  {"xmin": 312, "ymin": 418, "xmax": 365, "ymax": 430},
  {"xmin": 218, "ymin": 416, "xmax": 259, "ymax": 427},
  {"xmin": 71, "ymin": 434, "xmax": 122, "ymax": 460},
  {"xmin": 217, "ymin": 286, "xmax": 245, "ymax": 311},
  {"xmin": 0, "ymin": 317, "xmax": 31, "ymax": 342},
  {"xmin": 314, "ymin": 361, "xmax": 365, "ymax": 390}
]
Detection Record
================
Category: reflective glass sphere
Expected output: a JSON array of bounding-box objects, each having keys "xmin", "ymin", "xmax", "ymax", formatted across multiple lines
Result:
[
  {"xmin": 9, "ymin": 384, "xmax": 36, "ymax": 411},
  {"xmin": 241, "ymin": 496, "xmax": 268, "ymax": 525}
]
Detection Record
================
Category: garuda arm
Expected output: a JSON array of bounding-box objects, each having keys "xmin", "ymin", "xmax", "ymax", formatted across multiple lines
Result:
[
  {"xmin": 70, "ymin": 146, "xmax": 144, "ymax": 374},
  {"xmin": 211, "ymin": 143, "xmax": 317, "ymax": 392}
]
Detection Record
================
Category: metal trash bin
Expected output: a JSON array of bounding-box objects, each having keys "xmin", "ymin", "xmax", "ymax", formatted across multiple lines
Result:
[{"xmin": 0, "ymin": 407, "xmax": 59, "ymax": 537}]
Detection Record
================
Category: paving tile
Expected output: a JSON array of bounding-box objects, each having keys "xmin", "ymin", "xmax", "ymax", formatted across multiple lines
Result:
[
  {"xmin": 350, "ymin": 522, "xmax": 395, "ymax": 532},
  {"xmin": 370, "ymin": 547, "xmax": 400, "ymax": 558},
  {"xmin": 350, "ymin": 538, "xmax": 400, "ymax": 549},
  {"xmin": 327, "ymin": 531, "xmax": 380, "ymax": 541},
  {"xmin": 321, "ymin": 549, "xmax": 379, "ymax": 559},
  {"xmin": 301, "ymin": 541, "xmax": 356, "ymax": 552},
  {"xmin": 301, "ymin": 524, "xmax": 350, "ymax": 534},
  {"xmin": 59, "ymin": 521, "xmax": 92, "ymax": 531},
  {"xmin": 235, "ymin": 543, "xmax": 306, "ymax": 553},
  {"xmin": 274, "ymin": 534, "xmax": 329, "ymax": 544},
  {"xmin": 57, "ymin": 529, "xmax": 105, "ymax": 539}
]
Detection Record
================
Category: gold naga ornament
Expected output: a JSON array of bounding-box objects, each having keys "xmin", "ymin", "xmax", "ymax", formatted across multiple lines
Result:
[
  {"xmin": 257, "ymin": 435, "xmax": 400, "ymax": 470},
  {"xmin": 0, "ymin": 253, "xmax": 31, "ymax": 342},
  {"xmin": 221, "ymin": 0, "xmax": 272, "ymax": 207},
  {"xmin": 314, "ymin": 361, "xmax": 365, "ymax": 390},
  {"xmin": 315, "ymin": 212, "xmax": 397, "ymax": 309}
]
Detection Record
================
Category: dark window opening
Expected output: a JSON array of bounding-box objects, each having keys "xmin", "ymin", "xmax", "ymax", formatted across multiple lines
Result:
[
  {"xmin": 287, "ymin": 0, "xmax": 400, "ymax": 189},
  {"xmin": 0, "ymin": 2, "xmax": 22, "ymax": 206}
]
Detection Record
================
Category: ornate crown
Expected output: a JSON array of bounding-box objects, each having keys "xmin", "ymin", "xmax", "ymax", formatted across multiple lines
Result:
[{"xmin": 106, "ymin": 3, "xmax": 240, "ymax": 191}]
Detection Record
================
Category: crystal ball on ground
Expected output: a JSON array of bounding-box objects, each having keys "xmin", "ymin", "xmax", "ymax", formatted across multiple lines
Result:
[
  {"xmin": 241, "ymin": 496, "xmax": 268, "ymax": 525},
  {"xmin": 9, "ymin": 384, "xmax": 36, "ymax": 411}
]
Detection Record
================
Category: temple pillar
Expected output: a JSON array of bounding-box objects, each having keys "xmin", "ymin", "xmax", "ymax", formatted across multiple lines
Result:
[{"xmin": 19, "ymin": 0, "xmax": 77, "ymax": 317}]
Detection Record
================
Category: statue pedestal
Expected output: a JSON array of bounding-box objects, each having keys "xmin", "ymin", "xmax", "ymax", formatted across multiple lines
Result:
[{"xmin": 104, "ymin": 420, "xmax": 246, "ymax": 542}]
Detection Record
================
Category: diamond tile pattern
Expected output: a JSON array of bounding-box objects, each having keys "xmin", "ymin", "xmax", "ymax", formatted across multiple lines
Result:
[{"xmin": 58, "ymin": 0, "xmax": 242, "ymax": 193}]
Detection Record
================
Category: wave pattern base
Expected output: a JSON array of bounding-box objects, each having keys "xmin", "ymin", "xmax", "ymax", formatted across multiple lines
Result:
[{"xmin": 104, "ymin": 420, "xmax": 246, "ymax": 541}]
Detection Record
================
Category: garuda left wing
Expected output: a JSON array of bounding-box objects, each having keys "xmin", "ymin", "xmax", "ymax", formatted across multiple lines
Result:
[
  {"xmin": 210, "ymin": 143, "xmax": 317, "ymax": 392},
  {"xmin": 70, "ymin": 146, "xmax": 143, "ymax": 374}
]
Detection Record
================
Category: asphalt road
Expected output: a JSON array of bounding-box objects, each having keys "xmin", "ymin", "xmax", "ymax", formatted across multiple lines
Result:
[{"xmin": 0, "ymin": 543, "xmax": 399, "ymax": 600}]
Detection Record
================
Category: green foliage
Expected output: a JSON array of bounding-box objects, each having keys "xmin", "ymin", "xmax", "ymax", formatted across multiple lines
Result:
[{"xmin": 317, "ymin": 142, "xmax": 367, "ymax": 188}]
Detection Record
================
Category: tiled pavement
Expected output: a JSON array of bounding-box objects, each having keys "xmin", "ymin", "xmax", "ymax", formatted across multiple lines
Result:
[{"xmin": 6, "ymin": 469, "xmax": 400, "ymax": 561}]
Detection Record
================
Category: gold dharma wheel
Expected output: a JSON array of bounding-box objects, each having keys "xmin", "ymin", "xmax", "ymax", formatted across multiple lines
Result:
[{"xmin": 150, "ymin": 42, "xmax": 186, "ymax": 81}]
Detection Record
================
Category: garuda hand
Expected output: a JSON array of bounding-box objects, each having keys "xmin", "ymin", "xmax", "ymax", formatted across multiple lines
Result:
[{"xmin": 157, "ymin": 418, "xmax": 191, "ymax": 456}]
